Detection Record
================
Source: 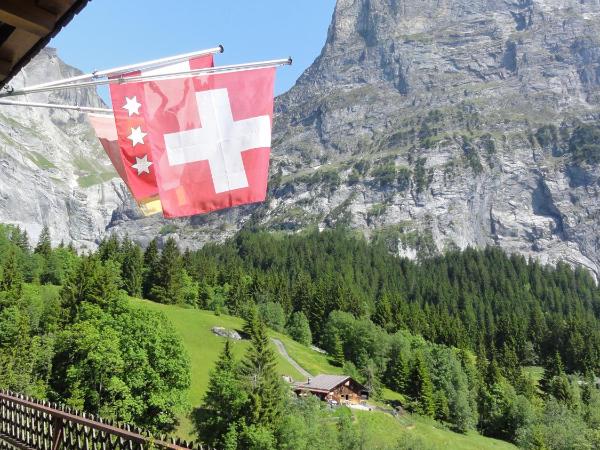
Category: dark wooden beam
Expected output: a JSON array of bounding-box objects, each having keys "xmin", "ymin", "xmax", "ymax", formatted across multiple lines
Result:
[
  {"xmin": 35, "ymin": 0, "xmax": 67, "ymax": 16},
  {"xmin": 0, "ymin": 0, "xmax": 56, "ymax": 37},
  {"xmin": 0, "ymin": 59, "xmax": 11, "ymax": 78}
]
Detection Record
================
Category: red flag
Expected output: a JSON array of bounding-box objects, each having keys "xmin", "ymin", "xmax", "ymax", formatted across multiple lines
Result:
[
  {"xmin": 109, "ymin": 55, "xmax": 214, "ymax": 203},
  {"xmin": 87, "ymin": 113, "xmax": 127, "ymax": 182},
  {"xmin": 137, "ymin": 67, "xmax": 276, "ymax": 218},
  {"xmin": 87, "ymin": 112, "xmax": 163, "ymax": 215}
]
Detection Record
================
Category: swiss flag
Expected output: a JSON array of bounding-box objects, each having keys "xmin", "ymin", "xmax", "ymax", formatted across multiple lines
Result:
[
  {"xmin": 138, "ymin": 67, "xmax": 276, "ymax": 218},
  {"xmin": 108, "ymin": 55, "xmax": 214, "ymax": 204}
]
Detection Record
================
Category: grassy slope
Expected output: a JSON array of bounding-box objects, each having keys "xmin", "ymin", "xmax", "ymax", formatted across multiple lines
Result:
[
  {"xmin": 355, "ymin": 412, "xmax": 516, "ymax": 450},
  {"xmin": 131, "ymin": 299, "xmax": 515, "ymax": 449},
  {"xmin": 130, "ymin": 298, "xmax": 306, "ymax": 438}
]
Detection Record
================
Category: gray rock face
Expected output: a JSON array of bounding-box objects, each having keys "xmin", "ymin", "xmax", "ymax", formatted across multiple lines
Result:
[
  {"xmin": 0, "ymin": 48, "xmax": 123, "ymax": 249},
  {"xmin": 3, "ymin": 0, "xmax": 600, "ymax": 278},
  {"xmin": 267, "ymin": 0, "xmax": 600, "ymax": 277}
]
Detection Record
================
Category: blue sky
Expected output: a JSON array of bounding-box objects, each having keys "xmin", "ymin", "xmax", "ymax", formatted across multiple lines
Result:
[{"xmin": 50, "ymin": 0, "xmax": 336, "ymax": 103}]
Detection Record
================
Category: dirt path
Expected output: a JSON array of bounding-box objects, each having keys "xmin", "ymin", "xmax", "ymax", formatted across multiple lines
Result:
[{"xmin": 271, "ymin": 338, "xmax": 312, "ymax": 379}]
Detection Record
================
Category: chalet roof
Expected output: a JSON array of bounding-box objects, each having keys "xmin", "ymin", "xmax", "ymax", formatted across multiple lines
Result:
[
  {"xmin": 0, "ymin": 0, "xmax": 91, "ymax": 89},
  {"xmin": 294, "ymin": 374, "xmax": 362, "ymax": 393}
]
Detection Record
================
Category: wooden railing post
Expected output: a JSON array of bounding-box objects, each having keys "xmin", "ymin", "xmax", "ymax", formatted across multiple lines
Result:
[{"xmin": 51, "ymin": 417, "xmax": 63, "ymax": 450}]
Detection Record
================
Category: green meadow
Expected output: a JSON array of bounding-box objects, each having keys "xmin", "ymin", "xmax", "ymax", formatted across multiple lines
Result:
[{"xmin": 132, "ymin": 299, "xmax": 516, "ymax": 449}]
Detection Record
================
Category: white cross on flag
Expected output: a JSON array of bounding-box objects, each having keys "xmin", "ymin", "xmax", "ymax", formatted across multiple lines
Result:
[{"xmin": 139, "ymin": 67, "xmax": 276, "ymax": 218}]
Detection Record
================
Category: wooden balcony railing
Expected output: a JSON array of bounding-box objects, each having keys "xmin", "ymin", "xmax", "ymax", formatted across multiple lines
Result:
[{"xmin": 0, "ymin": 390, "xmax": 211, "ymax": 450}]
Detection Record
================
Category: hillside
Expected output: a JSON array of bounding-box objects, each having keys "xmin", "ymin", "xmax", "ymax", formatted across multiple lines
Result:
[
  {"xmin": 131, "ymin": 298, "xmax": 516, "ymax": 449},
  {"xmin": 2, "ymin": 223, "xmax": 599, "ymax": 448}
]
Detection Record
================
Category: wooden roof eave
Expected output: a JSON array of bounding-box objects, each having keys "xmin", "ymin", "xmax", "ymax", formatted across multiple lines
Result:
[{"xmin": 0, "ymin": 0, "xmax": 91, "ymax": 89}]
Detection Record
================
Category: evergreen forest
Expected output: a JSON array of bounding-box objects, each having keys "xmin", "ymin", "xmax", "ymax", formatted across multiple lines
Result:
[{"xmin": 1, "ymin": 223, "xmax": 600, "ymax": 449}]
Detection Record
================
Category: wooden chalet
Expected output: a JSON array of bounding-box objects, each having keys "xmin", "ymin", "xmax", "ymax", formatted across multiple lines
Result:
[
  {"xmin": 293, "ymin": 374, "xmax": 369, "ymax": 405},
  {"xmin": 0, "ymin": 0, "xmax": 90, "ymax": 88}
]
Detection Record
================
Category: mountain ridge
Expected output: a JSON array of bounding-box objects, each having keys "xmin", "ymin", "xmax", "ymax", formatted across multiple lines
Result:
[
  {"xmin": 268, "ymin": 0, "xmax": 600, "ymax": 276},
  {"xmin": 1, "ymin": 0, "xmax": 600, "ymax": 276}
]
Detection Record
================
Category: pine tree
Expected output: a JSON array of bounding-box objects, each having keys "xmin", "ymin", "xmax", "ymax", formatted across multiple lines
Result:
[
  {"xmin": 540, "ymin": 351, "xmax": 564, "ymax": 394},
  {"xmin": 121, "ymin": 239, "xmax": 144, "ymax": 297},
  {"xmin": 407, "ymin": 353, "xmax": 436, "ymax": 417},
  {"xmin": 60, "ymin": 255, "xmax": 121, "ymax": 321},
  {"xmin": 549, "ymin": 373, "xmax": 574, "ymax": 406},
  {"xmin": 332, "ymin": 333, "xmax": 345, "ymax": 367},
  {"xmin": 499, "ymin": 342, "xmax": 520, "ymax": 381},
  {"xmin": 34, "ymin": 226, "xmax": 52, "ymax": 258},
  {"xmin": 306, "ymin": 279, "xmax": 327, "ymax": 342},
  {"xmin": 196, "ymin": 340, "xmax": 248, "ymax": 448},
  {"xmin": 434, "ymin": 390, "xmax": 450, "ymax": 422},
  {"xmin": 149, "ymin": 237, "xmax": 185, "ymax": 304},
  {"xmin": 385, "ymin": 350, "xmax": 409, "ymax": 393},
  {"xmin": 142, "ymin": 239, "xmax": 160, "ymax": 298},
  {"xmin": 228, "ymin": 272, "xmax": 252, "ymax": 316},
  {"xmin": 373, "ymin": 290, "xmax": 393, "ymax": 330},
  {"xmin": 242, "ymin": 303, "xmax": 259, "ymax": 339},
  {"xmin": 0, "ymin": 250, "xmax": 22, "ymax": 301},
  {"xmin": 239, "ymin": 318, "xmax": 284, "ymax": 428},
  {"xmin": 97, "ymin": 234, "xmax": 121, "ymax": 263},
  {"xmin": 10, "ymin": 227, "xmax": 29, "ymax": 253},
  {"xmin": 292, "ymin": 272, "xmax": 312, "ymax": 313},
  {"xmin": 485, "ymin": 358, "xmax": 502, "ymax": 387}
]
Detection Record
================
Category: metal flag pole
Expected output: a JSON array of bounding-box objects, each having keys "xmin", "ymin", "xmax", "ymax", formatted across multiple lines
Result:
[
  {"xmin": 0, "ymin": 99, "xmax": 113, "ymax": 113},
  {"xmin": 0, "ymin": 57, "xmax": 293, "ymax": 98},
  {"xmin": 1, "ymin": 45, "xmax": 224, "ymax": 93}
]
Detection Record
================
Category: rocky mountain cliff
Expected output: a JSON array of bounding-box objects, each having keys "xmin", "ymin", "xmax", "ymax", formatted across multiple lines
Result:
[
  {"xmin": 0, "ymin": 48, "xmax": 125, "ymax": 249},
  {"xmin": 2, "ymin": 0, "xmax": 600, "ymax": 275},
  {"xmin": 268, "ymin": 0, "xmax": 600, "ymax": 275}
]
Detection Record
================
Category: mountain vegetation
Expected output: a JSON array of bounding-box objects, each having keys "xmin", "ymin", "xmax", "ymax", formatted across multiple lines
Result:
[
  {"xmin": 0, "ymin": 225, "xmax": 190, "ymax": 432},
  {"xmin": 2, "ymin": 222, "xmax": 600, "ymax": 448},
  {"xmin": 138, "ymin": 299, "xmax": 516, "ymax": 450}
]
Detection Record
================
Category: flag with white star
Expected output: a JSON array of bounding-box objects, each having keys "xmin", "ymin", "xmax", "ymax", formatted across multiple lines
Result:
[
  {"xmin": 108, "ymin": 54, "xmax": 214, "ymax": 206},
  {"xmin": 87, "ymin": 113, "xmax": 162, "ymax": 216}
]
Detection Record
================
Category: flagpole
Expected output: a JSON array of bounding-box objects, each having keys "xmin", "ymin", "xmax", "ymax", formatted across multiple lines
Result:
[
  {"xmin": 1, "ymin": 45, "xmax": 224, "ymax": 93},
  {"xmin": 0, "ymin": 58, "xmax": 293, "ymax": 98},
  {"xmin": 0, "ymin": 99, "xmax": 113, "ymax": 113}
]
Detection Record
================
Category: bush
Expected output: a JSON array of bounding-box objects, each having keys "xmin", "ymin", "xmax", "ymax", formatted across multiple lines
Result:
[
  {"xmin": 286, "ymin": 311, "xmax": 312, "ymax": 345},
  {"xmin": 536, "ymin": 125, "xmax": 558, "ymax": 149},
  {"xmin": 569, "ymin": 124, "xmax": 600, "ymax": 164},
  {"xmin": 371, "ymin": 164, "xmax": 397, "ymax": 188},
  {"xmin": 348, "ymin": 169, "xmax": 361, "ymax": 185},
  {"xmin": 462, "ymin": 135, "xmax": 482, "ymax": 174},
  {"xmin": 258, "ymin": 301, "xmax": 286, "ymax": 333},
  {"xmin": 480, "ymin": 133, "xmax": 496, "ymax": 155},
  {"xmin": 414, "ymin": 158, "xmax": 429, "ymax": 193},
  {"xmin": 353, "ymin": 160, "xmax": 371, "ymax": 176},
  {"xmin": 397, "ymin": 167, "xmax": 411, "ymax": 191},
  {"xmin": 516, "ymin": 399, "xmax": 592, "ymax": 450}
]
